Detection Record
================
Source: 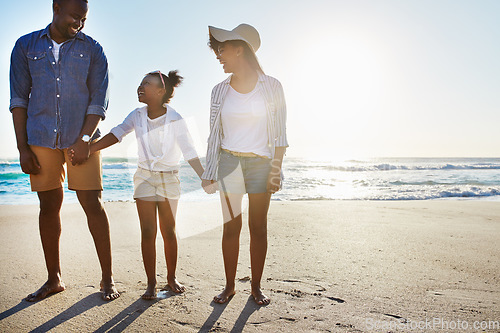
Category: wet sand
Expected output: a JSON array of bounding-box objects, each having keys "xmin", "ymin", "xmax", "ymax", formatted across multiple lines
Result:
[{"xmin": 0, "ymin": 200, "xmax": 499, "ymax": 332}]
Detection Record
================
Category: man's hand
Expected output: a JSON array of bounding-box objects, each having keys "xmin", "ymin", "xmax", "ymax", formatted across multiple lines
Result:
[
  {"xmin": 19, "ymin": 146, "xmax": 41, "ymax": 175},
  {"xmin": 68, "ymin": 140, "xmax": 90, "ymax": 166},
  {"xmin": 202, "ymin": 179, "xmax": 218, "ymax": 194}
]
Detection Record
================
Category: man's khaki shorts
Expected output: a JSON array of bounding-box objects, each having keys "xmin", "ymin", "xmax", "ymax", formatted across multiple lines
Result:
[{"xmin": 29, "ymin": 145, "xmax": 103, "ymax": 192}]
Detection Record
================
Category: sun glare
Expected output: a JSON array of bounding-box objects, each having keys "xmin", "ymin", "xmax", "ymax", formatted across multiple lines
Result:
[{"xmin": 294, "ymin": 33, "xmax": 389, "ymax": 160}]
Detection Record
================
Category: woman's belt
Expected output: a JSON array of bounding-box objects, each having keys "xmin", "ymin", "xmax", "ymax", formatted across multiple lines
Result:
[{"xmin": 222, "ymin": 148, "xmax": 270, "ymax": 159}]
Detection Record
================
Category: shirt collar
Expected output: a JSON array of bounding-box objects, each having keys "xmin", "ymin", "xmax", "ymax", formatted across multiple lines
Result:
[
  {"xmin": 40, "ymin": 24, "xmax": 51, "ymax": 39},
  {"xmin": 257, "ymin": 71, "xmax": 266, "ymax": 82},
  {"xmin": 223, "ymin": 72, "xmax": 266, "ymax": 85},
  {"xmin": 40, "ymin": 23, "xmax": 85, "ymax": 41},
  {"xmin": 138, "ymin": 105, "xmax": 173, "ymax": 117}
]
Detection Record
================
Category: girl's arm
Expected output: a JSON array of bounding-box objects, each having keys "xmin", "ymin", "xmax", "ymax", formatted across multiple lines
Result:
[
  {"xmin": 173, "ymin": 118, "xmax": 205, "ymax": 180},
  {"xmin": 173, "ymin": 118, "xmax": 217, "ymax": 192},
  {"xmin": 90, "ymin": 133, "xmax": 119, "ymax": 155},
  {"xmin": 187, "ymin": 157, "xmax": 204, "ymax": 179}
]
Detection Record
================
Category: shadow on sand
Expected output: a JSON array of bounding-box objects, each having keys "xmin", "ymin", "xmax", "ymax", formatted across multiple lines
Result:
[
  {"xmin": 0, "ymin": 300, "xmax": 34, "ymax": 321},
  {"xmin": 198, "ymin": 298, "xmax": 232, "ymax": 333},
  {"xmin": 229, "ymin": 296, "xmax": 262, "ymax": 333},
  {"xmin": 28, "ymin": 292, "xmax": 105, "ymax": 332},
  {"xmin": 198, "ymin": 296, "xmax": 263, "ymax": 333},
  {"xmin": 24, "ymin": 293, "xmax": 158, "ymax": 333},
  {"xmin": 94, "ymin": 297, "xmax": 159, "ymax": 332}
]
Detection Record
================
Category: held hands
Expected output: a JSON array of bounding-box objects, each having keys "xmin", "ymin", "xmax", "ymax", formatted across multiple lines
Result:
[
  {"xmin": 68, "ymin": 140, "xmax": 90, "ymax": 166},
  {"xmin": 19, "ymin": 146, "xmax": 41, "ymax": 175},
  {"xmin": 202, "ymin": 179, "xmax": 218, "ymax": 194}
]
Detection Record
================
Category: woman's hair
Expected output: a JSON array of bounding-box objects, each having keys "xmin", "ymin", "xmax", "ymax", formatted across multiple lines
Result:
[
  {"xmin": 147, "ymin": 70, "xmax": 183, "ymax": 104},
  {"xmin": 208, "ymin": 35, "xmax": 263, "ymax": 73}
]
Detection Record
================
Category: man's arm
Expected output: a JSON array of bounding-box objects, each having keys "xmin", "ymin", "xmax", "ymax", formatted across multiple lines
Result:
[
  {"xmin": 12, "ymin": 107, "xmax": 40, "ymax": 174},
  {"xmin": 70, "ymin": 40, "xmax": 109, "ymax": 166},
  {"xmin": 10, "ymin": 38, "xmax": 40, "ymax": 174},
  {"xmin": 86, "ymin": 41, "xmax": 109, "ymax": 120}
]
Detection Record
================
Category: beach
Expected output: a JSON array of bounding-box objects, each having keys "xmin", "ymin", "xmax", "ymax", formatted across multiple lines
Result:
[{"xmin": 0, "ymin": 200, "xmax": 499, "ymax": 332}]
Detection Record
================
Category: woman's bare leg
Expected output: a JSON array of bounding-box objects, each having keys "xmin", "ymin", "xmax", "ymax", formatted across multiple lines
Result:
[
  {"xmin": 248, "ymin": 192, "xmax": 271, "ymax": 305},
  {"xmin": 214, "ymin": 192, "xmax": 243, "ymax": 303}
]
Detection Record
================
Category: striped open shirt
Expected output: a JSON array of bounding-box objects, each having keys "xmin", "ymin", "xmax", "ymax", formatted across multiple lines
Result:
[{"xmin": 202, "ymin": 73, "xmax": 289, "ymax": 181}]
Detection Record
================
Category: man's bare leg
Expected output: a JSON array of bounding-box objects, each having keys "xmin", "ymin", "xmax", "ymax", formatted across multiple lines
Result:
[
  {"xmin": 77, "ymin": 190, "xmax": 119, "ymax": 301},
  {"xmin": 26, "ymin": 188, "xmax": 66, "ymax": 302}
]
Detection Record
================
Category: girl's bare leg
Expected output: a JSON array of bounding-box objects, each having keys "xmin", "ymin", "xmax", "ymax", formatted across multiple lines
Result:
[
  {"xmin": 248, "ymin": 192, "xmax": 271, "ymax": 305},
  {"xmin": 136, "ymin": 198, "xmax": 158, "ymax": 299},
  {"xmin": 157, "ymin": 198, "xmax": 184, "ymax": 293}
]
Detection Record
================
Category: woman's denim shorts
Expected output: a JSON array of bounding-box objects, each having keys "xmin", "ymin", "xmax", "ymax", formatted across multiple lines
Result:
[{"xmin": 217, "ymin": 150, "xmax": 272, "ymax": 194}]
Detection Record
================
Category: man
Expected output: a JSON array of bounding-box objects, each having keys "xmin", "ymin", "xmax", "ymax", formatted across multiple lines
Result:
[{"xmin": 10, "ymin": 0, "xmax": 119, "ymax": 301}]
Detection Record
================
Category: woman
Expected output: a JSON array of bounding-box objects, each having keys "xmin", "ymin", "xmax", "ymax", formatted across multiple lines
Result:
[{"xmin": 201, "ymin": 24, "xmax": 288, "ymax": 305}]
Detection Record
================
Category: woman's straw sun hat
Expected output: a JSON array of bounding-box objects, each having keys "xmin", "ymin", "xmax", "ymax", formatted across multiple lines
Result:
[{"xmin": 208, "ymin": 23, "xmax": 261, "ymax": 53}]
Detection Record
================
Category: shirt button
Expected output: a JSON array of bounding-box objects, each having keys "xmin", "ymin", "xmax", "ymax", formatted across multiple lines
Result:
[
  {"xmin": 34, "ymin": 57, "xmax": 37, "ymax": 60},
  {"xmin": 57, "ymin": 78, "xmax": 60, "ymax": 81},
  {"xmin": 80, "ymin": 54, "xmax": 83, "ymax": 57},
  {"xmin": 49, "ymin": 46, "xmax": 52, "ymax": 49},
  {"xmin": 54, "ymin": 129, "xmax": 57, "ymax": 133},
  {"xmin": 52, "ymin": 62, "xmax": 56, "ymax": 65},
  {"xmin": 57, "ymin": 94, "xmax": 60, "ymax": 98}
]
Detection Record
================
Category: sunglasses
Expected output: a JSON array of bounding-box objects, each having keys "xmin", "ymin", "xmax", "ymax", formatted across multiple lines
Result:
[{"xmin": 150, "ymin": 70, "xmax": 166, "ymax": 90}]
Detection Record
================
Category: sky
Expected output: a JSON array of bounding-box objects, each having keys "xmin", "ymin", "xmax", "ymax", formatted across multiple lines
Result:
[{"xmin": 1, "ymin": 0, "xmax": 499, "ymax": 160}]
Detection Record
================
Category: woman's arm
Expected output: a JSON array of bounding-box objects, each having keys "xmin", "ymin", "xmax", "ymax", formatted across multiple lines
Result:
[
  {"xmin": 201, "ymin": 84, "xmax": 224, "ymax": 182},
  {"xmin": 267, "ymin": 147, "xmax": 286, "ymax": 193},
  {"xmin": 89, "ymin": 133, "xmax": 119, "ymax": 154},
  {"xmin": 273, "ymin": 80, "xmax": 289, "ymax": 148}
]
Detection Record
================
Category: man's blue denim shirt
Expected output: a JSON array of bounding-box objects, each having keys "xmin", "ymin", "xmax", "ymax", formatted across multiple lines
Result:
[{"xmin": 10, "ymin": 24, "xmax": 109, "ymax": 149}]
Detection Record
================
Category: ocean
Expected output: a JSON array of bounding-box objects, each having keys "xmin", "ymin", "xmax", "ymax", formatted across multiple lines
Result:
[{"xmin": 1, "ymin": 157, "xmax": 499, "ymax": 205}]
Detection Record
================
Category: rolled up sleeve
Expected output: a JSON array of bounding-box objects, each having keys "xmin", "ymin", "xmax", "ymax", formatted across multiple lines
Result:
[
  {"xmin": 174, "ymin": 118, "xmax": 198, "ymax": 161},
  {"xmin": 86, "ymin": 41, "xmax": 109, "ymax": 119},
  {"xmin": 274, "ymin": 81, "xmax": 289, "ymax": 148},
  {"xmin": 9, "ymin": 39, "xmax": 31, "ymax": 111},
  {"xmin": 110, "ymin": 110, "xmax": 136, "ymax": 142}
]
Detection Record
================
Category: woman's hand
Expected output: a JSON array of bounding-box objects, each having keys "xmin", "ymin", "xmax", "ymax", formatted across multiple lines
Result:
[
  {"xmin": 266, "ymin": 166, "xmax": 281, "ymax": 194},
  {"xmin": 202, "ymin": 179, "xmax": 218, "ymax": 194}
]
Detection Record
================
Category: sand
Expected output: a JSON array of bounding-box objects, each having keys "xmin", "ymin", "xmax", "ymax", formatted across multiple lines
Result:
[{"xmin": 0, "ymin": 200, "xmax": 499, "ymax": 332}]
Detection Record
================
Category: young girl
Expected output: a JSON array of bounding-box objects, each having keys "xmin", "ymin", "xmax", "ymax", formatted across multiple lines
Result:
[
  {"xmin": 201, "ymin": 24, "xmax": 288, "ymax": 305},
  {"xmin": 89, "ymin": 70, "xmax": 205, "ymax": 299}
]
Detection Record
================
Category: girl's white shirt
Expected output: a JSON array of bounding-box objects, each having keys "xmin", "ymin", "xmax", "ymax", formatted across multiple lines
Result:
[
  {"xmin": 146, "ymin": 113, "xmax": 166, "ymax": 158},
  {"xmin": 110, "ymin": 105, "xmax": 198, "ymax": 171},
  {"xmin": 220, "ymin": 85, "xmax": 271, "ymax": 158}
]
